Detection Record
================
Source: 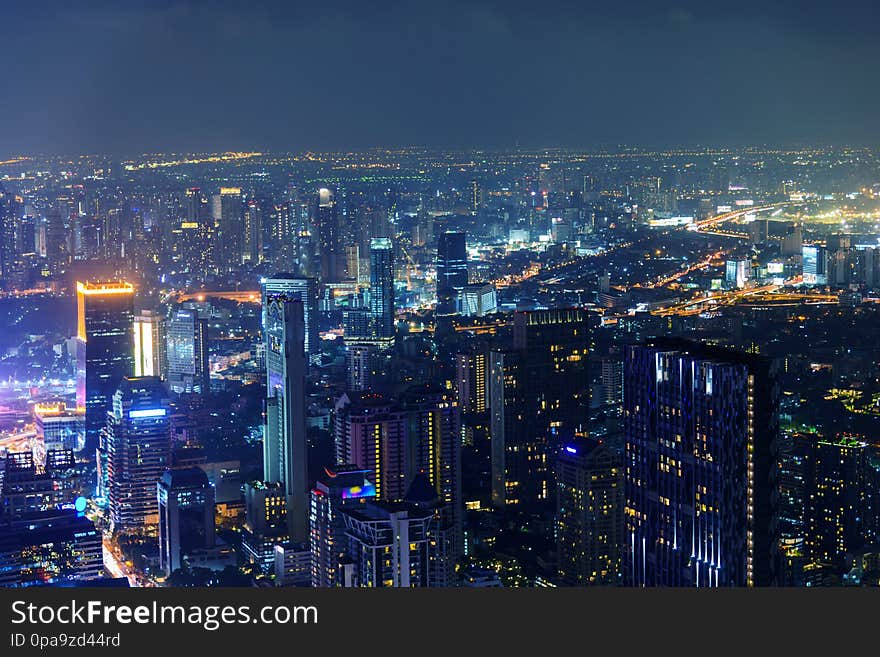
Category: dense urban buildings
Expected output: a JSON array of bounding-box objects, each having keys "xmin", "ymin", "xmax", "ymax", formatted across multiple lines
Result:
[{"xmin": 1, "ymin": 145, "xmax": 880, "ymax": 589}]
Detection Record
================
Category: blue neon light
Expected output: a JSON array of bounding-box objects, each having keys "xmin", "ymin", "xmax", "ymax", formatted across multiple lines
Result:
[{"xmin": 565, "ymin": 446, "xmax": 578, "ymax": 454}]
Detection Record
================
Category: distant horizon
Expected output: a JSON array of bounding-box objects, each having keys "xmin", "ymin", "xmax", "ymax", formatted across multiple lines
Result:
[{"xmin": 2, "ymin": 142, "xmax": 880, "ymax": 161}]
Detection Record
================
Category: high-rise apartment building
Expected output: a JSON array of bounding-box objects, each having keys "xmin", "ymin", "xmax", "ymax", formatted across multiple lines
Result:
[
  {"xmin": 623, "ymin": 339, "xmax": 780, "ymax": 587},
  {"xmin": 556, "ymin": 438, "xmax": 623, "ymax": 585}
]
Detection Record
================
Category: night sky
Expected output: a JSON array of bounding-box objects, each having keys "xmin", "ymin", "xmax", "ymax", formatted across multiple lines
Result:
[{"xmin": 2, "ymin": 0, "xmax": 878, "ymax": 154}]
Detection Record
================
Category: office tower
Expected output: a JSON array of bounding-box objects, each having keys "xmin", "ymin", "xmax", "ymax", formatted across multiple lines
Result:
[
  {"xmin": 181, "ymin": 187, "xmax": 212, "ymax": 272},
  {"xmin": 157, "ymin": 467, "xmax": 216, "ymax": 577},
  {"xmin": 263, "ymin": 297, "xmax": 308, "ymax": 543},
  {"xmin": 555, "ymin": 438, "xmax": 623, "ymax": 586},
  {"xmin": 317, "ymin": 188, "xmax": 343, "ymax": 283},
  {"xmin": 725, "ymin": 259, "xmax": 750, "ymax": 289},
  {"xmin": 341, "ymin": 477, "xmax": 445, "ymax": 587},
  {"xmin": 133, "ymin": 309, "xmax": 166, "ymax": 379},
  {"xmin": 166, "ymin": 308, "xmax": 210, "ymax": 394},
  {"xmin": 242, "ymin": 199, "xmax": 263, "ymax": 264},
  {"xmin": 458, "ymin": 283, "xmax": 497, "ymax": 317},
  {"xmin": 1, "ymin": 450, "xmax": 79, "ymax": 521},
  {"xmin": 437, "ymin": 231, "xmax": 468, "ymax": 311},
  {"xmin": 102, "ymin": 377, "xmax": 172, "ymax": 530},
  {"xmin": 261, "ymin": 275, "xmax": 319, "ymax": 366},
  {"xmin": 488, "ymin": 309, "xmax": 591, "ymax": 507},
  {"xmin": 75, "ymin": 281, "xmax": 135, "ymax": 447},
  {"xmin": 802, "ymin": 245, "xmax": 828, "ymax": 285},
  {"xmin": 0, "ymin": 509, "xmax": 103, "ymax": 587},
  {"xmin": 34, "ymin": 402, "xmax": 82, "ymax": 452},
  {"xmin": 624, "ymin": 339, "xmax": 780, "ymax": 587},
  {"xmin": 805, "ymin": 435, "xmax": 874, "ymax": 568},
  {"xmin": 45, "ymin": 206, "xmax": 68, "ymax": 273},
  {"xmin": 310, "ymin": 465, "xmax": 377, "ymax": 587},
  {"xmin": 369, "ymin": 238, "xmax": 395, "ymax": 347},
  {"xmin": 184, "ymin": 186, "xmax": 203, "ymax": 224},
  {"xmin": 345, "ymin": 343, "xmax": 374, "ymax": 391},
  {"xmin": 333, "ymin": 392, "xmax": 408, "ymax": 501},
  {"xmin": 212, "ymin": 187, "xmax": 242, "ymax": 271},
  {"xmin": 241, "ymin": 480, "xmax": 287, "ymax": 572}
]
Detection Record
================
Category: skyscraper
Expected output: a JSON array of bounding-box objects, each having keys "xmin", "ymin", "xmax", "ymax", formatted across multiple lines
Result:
[
  {"xmin": 623, "ymin": 339, "xmax": 780, "ymax": 587},
  {"xmin": 345, "ymin": 343, "xmax": 374, "ymax": 391},
  {"xmin": 102, "ymin": 377, "xmax": 172, "ymax": 530},
  {"xmin": 166, "ymin": 308, "xmax": 210, "ymax": 394},
  {"xmin": 333, "ymin": 392, "xmax": 408, "ymax": 501},
  {"xmin": 133, "ymin": 309, "xmax": 166, "ymax": 379},
  {"xmin": 158, "ymin": 467, "xmax": 216, "ymax": 577},
  {"xmin": 242, "ymin": 199, "xmax": 263, "ymax": 265},
  {"xmin": 212, "ymin": 187, "xmax": 242, "ymax": 271},
  {"xmin": 802, "ymin": 245, "xmax": 828, "ymax": 286},
  {"xmin": 489, "ymin": 349, "xmax": 525, "ymax": 507},
  {"xmin": 369, "ymin": 237, "xmax": 395, "ymax": 347},
  {"xmin": 317, "ymin": 188, "xmax": 343, "ymax": 284},
  {"xmin": 489, "ymin": 309, "xmax": 591, "ymax": 508},
  {"xmin": 436, "ymin": 231, "xmax": 468, "ymax": 311},
  {"xmin": 261, "ymin": 275, "xmax": 319, "ymax": 365},
  {"xmin": 555, "ymin": 438, "xmax": 623, "ymax": 586},
  {"xmin": 401, "ymin": 386, "xmax": 462, "ymax": 569},
  {"xmin": 263, "ymin": 296, "xmax": 309, "ymax": 543},
  {"xmin": 76, "ymin": 281, "xmax": 135, "ymax": 448}
]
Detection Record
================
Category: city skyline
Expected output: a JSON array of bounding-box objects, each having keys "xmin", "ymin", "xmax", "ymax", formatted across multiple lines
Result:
[{"xmin": 3, "ymin": 143, "xmax": 880, "ymax": 589}]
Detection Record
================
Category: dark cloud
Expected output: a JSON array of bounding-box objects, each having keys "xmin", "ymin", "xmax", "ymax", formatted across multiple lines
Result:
[{"xmin": 0, "ymin": 0, "xmax": 878, "ymax": 154}]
